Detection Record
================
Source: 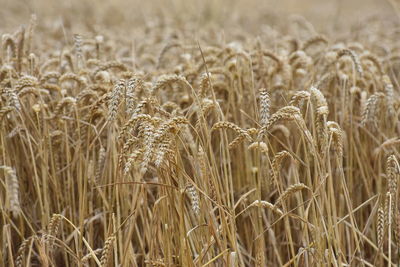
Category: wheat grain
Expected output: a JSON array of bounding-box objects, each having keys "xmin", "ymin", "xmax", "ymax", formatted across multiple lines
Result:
[
  {"xmin": 108, "ymin": 79, "xmax": 126, "ymax": 122},
  {"xmin": 302, "ymin": 35, "xmax": 328, "ymax": 51},
  {"xmin": 257, "ymin": 106, "xmax": 302, "ymax": 140},
  {"xmin": 5, "ymin": 87, "xmax": 21, "ymax": 112},
  {"xmin": 1, "ymin": 166, "xmax": 21, "ymax": 217},
  {"xmin": 377, "ymin": 204, "xmax": 385, "ymax": 249},
  {"xmin": 361, "ymin": 92, "xmax": 384, "ymax": 127},
  {"xmin": 249, "ymin": 200, "xmax": 284, "ymax": 216},
  {"xmin": 15, "ymin": 236, "xmax": 36, "ymax": 267},
  {"xmin": 259, "ymin": 88, "xmax": 270, "ymax": 127},
  {"xmin": 276, "ymin": 183, "xmax": 310, "ymax": 205},
  {"xmin": 336, "ymin": 49, "xmax": 363, "ymax": 77},
  {"xmin": 382, "ymin": 75, "xmax": 395, "ymax": 119},
  {"xmin": 187, "ymin": 183, "xmax": 200, "ymax": 215},
  {"xmin": 150, "ymin": 74, "xmax": 193, "ymax": 95},
  {"xmin": 95, "ymin": 146, "xmax": 106, "ymax": 185},
  {"xmin": 92, "ymin": 61, "xmax": 128, "ymax": 78},
  {"xmin": 289, "ymin": 90, "xmax": 310, "ymax": 107},
  {"xmin": 327, "ymin": 121, "xmax": 343, "ymax": 159},
  {"xmin": 100, "ymin": 235, "xmax": 116, "ymax": 266},
  {"xmin": 212, "ymin": 121, "xmax": 252, "ymax": 141},
  {"xmin": 123, "ymin": 149, "xmax": 144, "ymax": 175}
]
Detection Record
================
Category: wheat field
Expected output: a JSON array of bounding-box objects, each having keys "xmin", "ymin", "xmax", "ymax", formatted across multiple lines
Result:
[{"xmin": 1, "ymin": 0, "xmax": 400, "ymax": 266}]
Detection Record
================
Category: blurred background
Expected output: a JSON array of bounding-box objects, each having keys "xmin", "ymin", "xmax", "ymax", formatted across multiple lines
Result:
[{"xmin": 0, "ymin": 0, "xmax": 397, "ymax": 34}]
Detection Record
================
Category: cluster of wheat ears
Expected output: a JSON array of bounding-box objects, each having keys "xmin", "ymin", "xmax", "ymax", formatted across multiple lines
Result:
[{"xmin": 1, "ymin": 9, "xmax": 400, "ymax": 267}]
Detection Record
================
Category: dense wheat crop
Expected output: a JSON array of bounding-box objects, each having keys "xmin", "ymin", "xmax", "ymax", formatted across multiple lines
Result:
[{"xmin": 1, "ymin": 0, "xmax": 400, "ymax": 266}]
